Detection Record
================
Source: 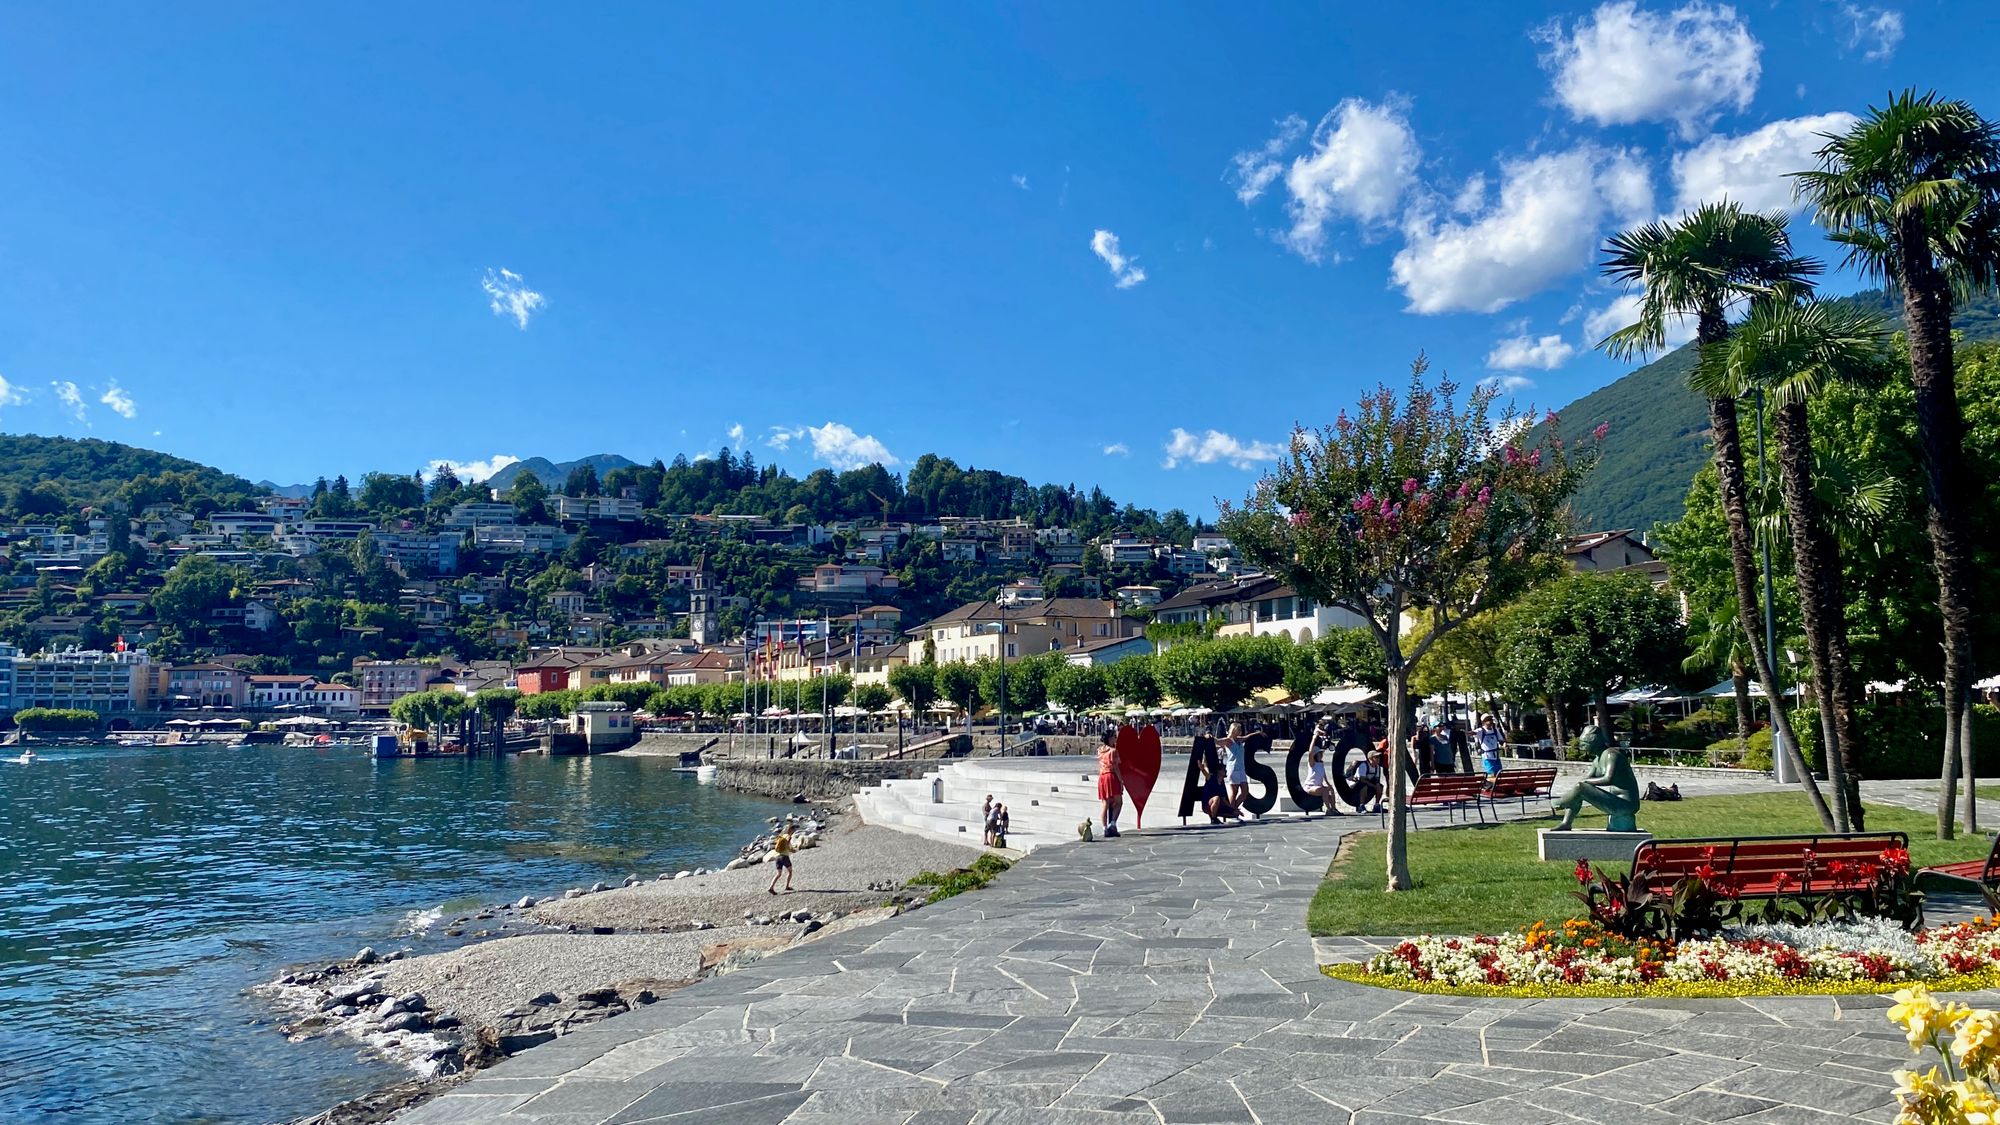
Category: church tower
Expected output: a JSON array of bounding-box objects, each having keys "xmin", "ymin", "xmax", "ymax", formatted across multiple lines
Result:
[{"xmin": 690, "ymin": 553, "xmax": 719, "ymax": 646}]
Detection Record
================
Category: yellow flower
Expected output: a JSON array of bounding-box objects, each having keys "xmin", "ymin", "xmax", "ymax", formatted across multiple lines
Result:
[
  {"xmin": 1957, "ymin": 1012, "xmax": 2000, "ymax": 1077},
  {"xmin": 1956, "ymin": 1079, "xmax": 2000, "ymax": 1125},
  {"xmin": 1892, "ymin": 987, "xmax": 1973, "ymax": 1051},
  {"xmin": 1897, "ymin": 1067, "xmax": 1950, "ymax": 1125}
]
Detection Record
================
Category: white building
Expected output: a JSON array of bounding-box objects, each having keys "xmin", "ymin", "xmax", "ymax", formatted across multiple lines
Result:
[{"xmin": 9, "ymin": 647, "xmax": 153, "ymax": 712}]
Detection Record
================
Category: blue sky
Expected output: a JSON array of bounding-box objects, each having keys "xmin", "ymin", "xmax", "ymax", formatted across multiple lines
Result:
[{"xmin": 1, "ymin": 2, "xmax": 1991, "ymax": 511}]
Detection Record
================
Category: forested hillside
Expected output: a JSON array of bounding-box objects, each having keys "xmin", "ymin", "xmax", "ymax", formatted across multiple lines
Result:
[
  {"xmin": 0, "ymin": 434, "xmax": 263, "ymax": 517},
  {"xmin": 1556, "ymin": 286, "xmax": 2000, "ymax": 534}
]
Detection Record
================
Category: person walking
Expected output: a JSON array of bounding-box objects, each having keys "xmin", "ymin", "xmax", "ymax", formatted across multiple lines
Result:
[
  {"xmin": 1222, "ymin": 722, "xmax": 1254, "ymax": 820},
  {"xmin": 1096, "ymin": 729, "xmax": 1124, "ymax": 838},
  {"xmin": 1429, "ymin": 724, "xmax": 1456, "ymax": 776},
  {"xmin": 1475, "ymin": 714, "xmax": 1505, "ymax": 783},
  {"xmin": 766, "ymin": 824, "xmax": 795, "ymax": 894}
]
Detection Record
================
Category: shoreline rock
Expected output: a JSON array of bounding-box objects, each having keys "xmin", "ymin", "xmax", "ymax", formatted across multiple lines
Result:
[{"xmin": 272, "ymin": 799, "xmax": 980, "ymax": 1125}]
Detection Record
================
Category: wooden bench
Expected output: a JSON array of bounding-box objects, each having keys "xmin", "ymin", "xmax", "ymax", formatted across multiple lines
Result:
[
  {"xmin": 1918, "ymin": 835, "xmax": 2000, "ymax": 910},
  {"xmin": 1484, "ymin": 767, "xmax": 1559, "ymax": 814},
  {"xmin": 1399, "ymin": 774, "xmax": 1491, "ymax": 826},
  {"xmin": 1631, "ymin": 832, "xmax": 1908, "ymax": 900}
]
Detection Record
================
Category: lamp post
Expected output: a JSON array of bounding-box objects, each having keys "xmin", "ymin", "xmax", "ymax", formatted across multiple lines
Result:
[{"xmin": 985, "ymin": 618, "xmax": 1008, "ymax": 753}]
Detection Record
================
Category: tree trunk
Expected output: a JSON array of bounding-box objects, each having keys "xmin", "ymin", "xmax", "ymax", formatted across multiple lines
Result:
[
  {"xmin": 1732, "ymin": 659, "xmax": 1753, "ymax": 748},
  {"xmin": 1898, "ymin": 254, "xmax": 1977, "ymax": 838},
  {"xmin": 1772, "ymin": 399, "xmax": 1863, "ymax": 831},
  {"xmin": 1384, "ymin": 612, "xmax": 1412, "ymax": 892},
  {"xmin": 1708, "ymin": 389, "xmax": 1835, "ymax": 828}
]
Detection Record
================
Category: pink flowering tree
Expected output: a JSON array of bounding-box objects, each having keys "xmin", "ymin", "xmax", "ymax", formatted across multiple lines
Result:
[{"xmin": 1220, "ymin": 358, "xmax": 1600, "ymax": 891}]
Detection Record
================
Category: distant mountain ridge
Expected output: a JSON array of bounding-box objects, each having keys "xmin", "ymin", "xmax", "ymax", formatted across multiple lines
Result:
[
  {"xmin": 484, "ymin": 453, "xmax": 640, "ymax": 490},
  {"xmin": 1554, "ymin": 286, "xmax": 2000, "ymax": 534}
]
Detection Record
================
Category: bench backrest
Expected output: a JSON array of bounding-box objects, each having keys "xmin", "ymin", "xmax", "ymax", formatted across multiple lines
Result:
[
  {"xmin": 1633, "ymin": 832, "xmax": 1907, "ymax": 896},
  {"xmin": 1490, "ymin": 769, "xmax": 1557, "ymax": 796},
  {"xmin": 1410, "ymin": 774, "xmax": 1488, "ymax": 801}
]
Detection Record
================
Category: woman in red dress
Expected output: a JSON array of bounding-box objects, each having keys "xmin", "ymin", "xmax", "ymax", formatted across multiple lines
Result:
[{"xmin": 1097, "ymin": 729, "xmax": 1124, "ymax": 838}]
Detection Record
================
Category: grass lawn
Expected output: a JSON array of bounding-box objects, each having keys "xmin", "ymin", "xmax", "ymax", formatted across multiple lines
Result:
[
  {"xmin": 1307, "ymin": 793, "xmax": 1994, "ymax": 937},
  {"xmin": 1976, "ymin": 785, "xmax": 2000, "ymax": 802}
]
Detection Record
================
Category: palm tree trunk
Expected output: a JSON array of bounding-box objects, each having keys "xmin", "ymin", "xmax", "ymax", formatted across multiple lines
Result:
[
  {"xmin": 1732, "ymin": 659, "xmax": 1753, "ymax": 748},
  {"xmin": 1901, "ymin": 252, "xmax": 1978, "ymax": 838},
  {"xmin": 1709, "ymin": 391, "xmax": 1836, "ymax": 828},
  {"xmin": 1772, "ymin": 399, "xmax": 1864, "ymax": 830}
]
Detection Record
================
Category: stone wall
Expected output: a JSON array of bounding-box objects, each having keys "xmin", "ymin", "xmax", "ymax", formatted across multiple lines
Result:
[{"xmin": 710, "ymin": 758, "xmax": 943, "ymax": 800}]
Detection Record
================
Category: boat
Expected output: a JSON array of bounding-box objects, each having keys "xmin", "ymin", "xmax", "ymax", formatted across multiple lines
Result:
[{"xmin": 10, "ymin": 748, "xmax": 35, "ymax": 764}]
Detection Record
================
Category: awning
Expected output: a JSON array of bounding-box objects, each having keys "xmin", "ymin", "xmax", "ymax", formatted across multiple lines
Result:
[
  {"xmin": 1701, "ymin": 679, "xmax": 1804, "ymax": 698},
  {"xmin": 1309, "ymin": 686, "xmax": 1383, "ymax": 708}
]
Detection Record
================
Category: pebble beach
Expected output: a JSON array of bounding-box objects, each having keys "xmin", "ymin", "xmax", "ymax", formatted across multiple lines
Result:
[{"xmin": 267, "ymin": 799, "xmax": 985, "ymax": 1124}]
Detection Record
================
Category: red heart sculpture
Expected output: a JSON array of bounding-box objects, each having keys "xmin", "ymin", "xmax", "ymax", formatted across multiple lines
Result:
[{"xmin": 1118, "ymin": 724, "xmax": 1163, "ymax": 828}]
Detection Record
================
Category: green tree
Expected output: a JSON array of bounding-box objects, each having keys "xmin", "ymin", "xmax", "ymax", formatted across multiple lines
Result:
[
  {"xmin": 1103, "ymin": 653, "xmax": 1164, "ymax": 709},
  {"xmin": 933, "ymin": 662, "xmax": 982, "ymax": 730},
  {"xmin": 1494, "ymin": 573, "xmax": 1687, "ymax": 747},
  {"xmin": 1046, "ymin": 662, "xmax": 1110, "ymax": 713},
  {"xmin": 1153, "ymin": 635, "xmax": 1288, "ymax": 713},
  {"xmin": 153, "ymin": 555, "xmax": 238, "ymax": 631},
  {"xmin": 852, "ymin": 682, "xmax": 893, "ymax": 714},
  {"xmin": 12, "ymin": 707, "xmax": 99, "ymax": 731},
  {"xmin": 1222, "ymin": 360, "xmax": 1594, "ymax": 890},
  {"xmin": 471, "ymin": 688, "xmax": 520, "ymax": 755},
  {"xmin": 1697, "ymin": 297, "xmax": 1895, "ymax": 829},
  {"xmin": 1598, "ymin": 200, "xmax": 1833, "ymax": 828},
  {"xmin": 1797, "ymin": 91, "xmax": 2000, "ymax": 836},
  {"xmin": 389, "ymin": 689, "xmax": 467, "ymax": 746},
  {"xmin": 510, "ymin": 473, "xmax": 550, "ymax": 523},
  {"xmin": 357, "ymin": 471, "xmax": 424, "ymax": 514},
  {"xmin": 887, "ymin": 662, "xmax": 938, "ymax": 714},
  {"xmin": 1317, "ymin": 627, "xmax": 1388, "ymax": 692},
  {"xmin": 518, "ymin": 690, "xmax": 579, "ymax": 722}
]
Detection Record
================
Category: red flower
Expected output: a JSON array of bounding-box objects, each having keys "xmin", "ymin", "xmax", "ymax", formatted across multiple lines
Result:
[{"xmin": 1574, "ymin": 860, "xmax": 1592, "ymax": 885}]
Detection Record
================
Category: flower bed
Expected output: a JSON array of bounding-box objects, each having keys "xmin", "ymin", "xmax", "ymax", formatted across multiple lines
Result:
[{"xmin": 1324, "ymin": 917, "xmax": 2000, "ymax": 999}]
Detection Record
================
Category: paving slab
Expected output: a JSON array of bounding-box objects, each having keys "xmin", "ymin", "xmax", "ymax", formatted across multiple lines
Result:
[{"xmin": 390, "ymin": 810, "xmax": 1947, "ymax": 1125}]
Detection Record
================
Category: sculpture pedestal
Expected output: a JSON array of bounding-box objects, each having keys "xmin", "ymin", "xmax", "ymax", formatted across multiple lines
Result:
[{"xmin": 1538, "ymin": 829, "xmax": 1651, "ymax": 863}]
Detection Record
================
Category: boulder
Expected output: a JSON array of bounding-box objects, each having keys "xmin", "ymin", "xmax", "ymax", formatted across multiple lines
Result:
[
  {"xmin": 381, "ymin": 1011, "xmax": 428, "ymax": 1033},
  {"xmin": 528, "ymin": 991, "xmax": 561, "ymax": 1007},
  {"xmin": 353, "ymin": 947, "xmax": 379, "ymax": 965},
  {"xmin": 623, "ymin": 875, "xmax": 640, "ymax": 887},
  {"xmin": 514, "ymin": 896, "xmax": 537, "ymax": 910},
  {"xmin": 563, "ymin": 888, "xmax": 585, "ymax": 899},
  {"xmin": 429, "ymin": 1012, "xmax": 462, "ymax": 1030},
  {"xmin": 588, "ymin": 881, "xmax": 610, "ymax": 893},
  {"xmin": 673, "ymin": 870, "xmax": 691, "ymax": 880},
  {"xmin": 633, "ymin": 989, "xmax": 657, "ymax": 1005},
  {"xmin": 331, "ymin": 1005, "xmax": 359, "ymax": 1019},
  {"xmin": 397, "ymin": 992, "xmax": 428, "ymax": 1012},
  {"xmin": 373, "ymin": 997, "xmax": 405, "ymax": 1019},
  {"xmin": 575, "ymin": 987, "xmax": 620, "ymax": 1006}
]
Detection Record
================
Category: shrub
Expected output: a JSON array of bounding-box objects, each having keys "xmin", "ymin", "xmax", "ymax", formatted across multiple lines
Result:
[
  {"xmin": 906, "ymin": 854, "xmax": 1013, "ymax": 904},
  {"xmin": 11, "ymin": 707, "xmax": 100, "ymax": 732}
]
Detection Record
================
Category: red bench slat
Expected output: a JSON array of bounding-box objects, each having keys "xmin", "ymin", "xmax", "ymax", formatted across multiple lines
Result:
[{"xmin": 1631, "ymin": 833, "xmax": 1907, "ymax": 900}]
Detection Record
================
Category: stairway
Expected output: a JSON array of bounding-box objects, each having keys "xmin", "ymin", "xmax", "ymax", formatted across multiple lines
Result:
[{"xmin": 852, "ymin": 755, "xmax": 1315, "ymax": 853}]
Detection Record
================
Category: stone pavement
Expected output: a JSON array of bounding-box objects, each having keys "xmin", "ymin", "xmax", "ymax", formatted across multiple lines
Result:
[{"xmin": 393, "ymin": 807, "xmax": 1958, "ymax": 1125}]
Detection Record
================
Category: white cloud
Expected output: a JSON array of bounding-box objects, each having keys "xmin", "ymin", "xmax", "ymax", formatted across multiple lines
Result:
[
  {"xmin": 1482, "ymin": 374, "xmax": 1538, "ymax": 394},
  {"xmin": 1227, "ymin": 114, "xmax": 1308, "ymax": 204},
  {"xmin": 52, "ymin": 380, "xmax": 86, "ymax": 422},
  {"xmin": 1102, "ymin": 442, "xmax": 1131, "ymax": 457},
  {"xmin": 1281, "ymin": 99, "xmax": 1421, "ymax": 260},
  {"xmin": 0, "ymin": 374, "xmax": 24, "ymax": 415},
  {"xmin": 1090, "ymin": 230, "xmax": 1148, "ymax": 289},
  {"xmin": 1538, "ymin": 1, "xmax": 1761, "ymax": 140},
  {"xmin": 1392, "ymin": 146, "xmax": 1653, "ymax": 315},
  {"xmin": 427, "ymin": 454, "xmax": 521, "ymax": 483},
  {"xmin": 806, "ymin": 422, "xmax": 897, "ymax": 470},
  {"xmin": 766, "ymin": 425, "xmax": 805, "ymax": 451},
  {"xmin": 727, "ymin": 422, "xmax": 746, "ymax": 447},
  {"xmin": 1671, "ymin": 111, "xmax": 1859, "ymax": 214},
  {"xmin": 1486, "ymin": 333, "xmax": 1577, "ymax": 371},
  {"xmin": 99, "ymin": 381, "xmax": 137, "ymax": 419},
  {"xmin": 1162, "ymin": 428, "xmax": 1283, "ymax": 470},
  {"xmin": 1840, "ymin": 3, "xmax": 1903, "ymax": 61},
  {"xmin": 481, "ymin": 267, "xmax": 546, "ymax": 329},
  {"xmin": 1011, "ymin": 173, "xmax": 1031, "ymax": 190},
  {"xmin": 1583, "ymin": 291, "xmax": 1699, "ymax": 351}
]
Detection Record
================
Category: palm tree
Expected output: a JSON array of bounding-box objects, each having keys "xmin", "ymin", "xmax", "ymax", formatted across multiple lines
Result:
[
  {"xmin": 1698, "ymin": 298, "xmax": 1894, "ymax": 830},
  {"xmin": 1683, "ymin": 607, "xmax": 1755, "ymax": 753},
  {"xmin": 1597, "ymin": 202, "xmax": 1835, "ymax": 829},
  {"xmin": 1795, "ymin": 90, "xmax": 2000, "ymax": 838}
]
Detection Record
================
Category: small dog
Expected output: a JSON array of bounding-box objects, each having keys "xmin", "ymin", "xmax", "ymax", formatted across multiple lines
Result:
[{"xmin": 1078, "ymin": 820, "xmax": 1095, "ymax": 841}]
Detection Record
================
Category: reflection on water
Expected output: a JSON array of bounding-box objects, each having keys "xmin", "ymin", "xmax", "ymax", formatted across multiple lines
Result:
[{"xmin": 0, "ymin": 744, "xmax": 786, "ymax": 1125}]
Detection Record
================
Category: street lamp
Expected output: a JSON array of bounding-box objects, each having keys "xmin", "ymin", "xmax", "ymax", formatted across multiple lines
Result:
[{"xmin": 984, "ymin": 618, "xmax": 1008, "ymax": 752}]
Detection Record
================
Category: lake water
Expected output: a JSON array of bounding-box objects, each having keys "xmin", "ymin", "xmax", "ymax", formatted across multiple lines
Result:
[{"xmin": 0, "ymin": 743, "xmax": 789, "ymax": 1125}]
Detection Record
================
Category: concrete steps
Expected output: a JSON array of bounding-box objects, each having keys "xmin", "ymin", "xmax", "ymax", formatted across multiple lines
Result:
[{"xmin": 852, "ymin": 755, "xmax": 1320, "ymax": 852}]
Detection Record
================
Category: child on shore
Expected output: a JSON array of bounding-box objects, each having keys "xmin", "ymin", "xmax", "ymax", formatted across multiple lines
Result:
[
  {"xmin": 766, "ymin": 825, "xmax": 795, "ymax": 894},
  {"xmin": 1096, "ymin": 729, "xmax": 1124, "ymax": 838}
]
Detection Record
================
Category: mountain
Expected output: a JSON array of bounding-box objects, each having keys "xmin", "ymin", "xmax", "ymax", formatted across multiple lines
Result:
[
  {"xmin": 1555, "ymin": 286, "xmax": 2000, "ymax": 535},
  {"xmin": 257, "ymin": 480, "xmax": 316, "ymax": 499},
  {"xmin": 484, "ymin": 453, "xmax": 640, "ymax": 491},
  {"xmin": 0, "ymin": 433, "xmax": 264, "ymax": 510}
]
